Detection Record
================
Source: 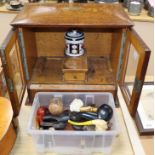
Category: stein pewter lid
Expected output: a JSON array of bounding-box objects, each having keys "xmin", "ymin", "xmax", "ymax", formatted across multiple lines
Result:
[{"xmin": 65, "ymin": 30, "xmax": 84, "ymax": 40}]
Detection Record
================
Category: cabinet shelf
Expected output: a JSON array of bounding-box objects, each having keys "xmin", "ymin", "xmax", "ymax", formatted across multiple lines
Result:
[{"xmin": 30, "ymin": 56, "xmax": 115, "ymax": 85}]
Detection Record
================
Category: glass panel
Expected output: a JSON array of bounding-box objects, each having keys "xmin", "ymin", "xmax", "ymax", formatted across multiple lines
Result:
[
  {"xmin": 9, "ymin": 43, "xmax": 24, "ymax": 100},
  {"xmin": 124, "ymin": 45, "xmax": 139, "ymax": 98}
]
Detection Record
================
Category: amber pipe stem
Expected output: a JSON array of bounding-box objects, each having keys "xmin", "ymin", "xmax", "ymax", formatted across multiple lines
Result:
[{"xmin": 80, "ymin": 106, "xmax": 97, "ymax": 112}]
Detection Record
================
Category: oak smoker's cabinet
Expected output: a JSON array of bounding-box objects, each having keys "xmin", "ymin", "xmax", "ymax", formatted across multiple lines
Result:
[{"xmin": 0, "ymin": 3, "xmax": 150, "ymax": 117}]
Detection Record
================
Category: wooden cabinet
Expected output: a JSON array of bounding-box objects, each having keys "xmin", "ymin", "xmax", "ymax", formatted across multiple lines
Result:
[{"xmin": 0, "ymin": 3, "xmax": 151, "ymax": 117}]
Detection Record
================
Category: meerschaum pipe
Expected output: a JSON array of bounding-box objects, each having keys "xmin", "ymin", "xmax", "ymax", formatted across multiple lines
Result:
[
  {"xmin": 70, "ymin": 98, "xmax": 97, "ymax": 112},
  {"xmin": 68, "ymin": 119, "xmax": 107, "ymax": 131}
]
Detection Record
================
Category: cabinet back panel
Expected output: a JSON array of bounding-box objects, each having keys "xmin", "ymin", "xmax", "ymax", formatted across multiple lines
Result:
[
  {"xmin": 22, "ymin": 28, "xmax": 37, "ymax": 78},
  {"xmin": 35, "ymin": 32, "xmax": 112, "ymax": 57}
]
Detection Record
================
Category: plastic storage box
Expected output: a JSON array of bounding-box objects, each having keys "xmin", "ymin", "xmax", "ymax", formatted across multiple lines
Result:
[{"xmin": 28, "ymin": 92, "xmax": 119, "ymax": 155}]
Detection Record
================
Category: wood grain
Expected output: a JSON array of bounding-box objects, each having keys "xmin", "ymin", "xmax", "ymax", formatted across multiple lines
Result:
[
  {"xmin": 35, "ymin": 30, "xmax": 112, "ymax": 57},
  {"xmin": 128, "ymin": 29, "xmax": 150, "ymax": 116},
  {"xmin": 11, "ymin": 3, "xmax": 133, "ymax": 28},
  {"xmin": 28, "ymin": 56, "xmax": 117, "ymax": 102},
  {"xmin": 0, "ymin": 97, "xmax": 13, "ymax": 140},
  {"xmin": 119, "ymin": 29, "xmax": 151, "ymax": 117},
  {"xmin": 87, "ymin": 57, "xmax": 115, "ymax": 84},
  {"xmin": 30, "ymin": 57, "xmax": 63, "ymax": 83},
  {"xmin": 85, "ymin": 31, "xmax": 112, "ymax": 56},
  {"xmin": 63, "ymin": 55, "xmax": 87, "ymax": 71},
  {"xmin": 0, "ymin": 123, "xmax": 16, "ymax": 155},
  {"xmin": 63, "ymin": 71, "xmax": 86, "ymax": 82},
  {"xmin": 63, "ymin": 55, "xmax": 88, "ymax": 82},
  {"xmin": 0, "ymin": 97, "xmax": 16, "ymax": 155},
  {"xmin": 30, "ymin": 57, "xmax": 115, "ymax": 85},
  {"xmin": 0, "ymin": 29, "xmax": 26, "ymax": 116},
  {"xmin": 110, "ymin": 29, "xmax": 124, "ymax": 77},
  {"xmin": 35, "ymin": 31, "xmax": 65, "ymax": 57},
  {"xmin": 22, "ymin": 28, "xmax": 37, "ymax": 78}
]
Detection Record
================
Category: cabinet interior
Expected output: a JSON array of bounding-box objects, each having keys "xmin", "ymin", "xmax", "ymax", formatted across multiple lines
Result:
[{"xmin": 22, "ymin": 28, "xmax": 123, "ymax": 93}]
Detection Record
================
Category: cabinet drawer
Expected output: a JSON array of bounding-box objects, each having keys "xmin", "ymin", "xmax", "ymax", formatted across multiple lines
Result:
[{"xmin": 63, "ymin": 71, "xmax": 86, "ymax": 81}]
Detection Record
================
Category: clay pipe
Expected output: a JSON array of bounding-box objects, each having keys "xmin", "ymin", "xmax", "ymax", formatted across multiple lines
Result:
[
  {"xmin": 68, "ymin": 119, "xmax": 107, "ymax": 131},
  {"xmin": 70, "ymin": 99, "xmax": 97, "ymax": 112}
]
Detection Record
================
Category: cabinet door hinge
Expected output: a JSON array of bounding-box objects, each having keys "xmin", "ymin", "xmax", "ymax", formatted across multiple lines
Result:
[
  {"xmin": 0, "ymin": 48, "xmax": 7, "ymax": 65},
  {"xmin": 134, "ymin": 77, "xmax": 142, "ymax": 92},
  {"xmin": 7, "ymin": 78, "xmax": 14, "ymax": 92},
  {"xmin": 117, "ymin": 31, "xmax": 127, "ymax": 81},
  {"xmin": 18, "ymin": 31, "xmax": 29, "ymax": 81}
]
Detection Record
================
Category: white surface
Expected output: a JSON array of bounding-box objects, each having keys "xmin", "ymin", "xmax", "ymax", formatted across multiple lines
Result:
[
  {"xmin": 118, "ymin": 86, "xmax": 146, "ymax": 155},
  {"xmin": 0, "ymin": 13, "xmax": 16, "ymax": 45},
  {"xmin": 137, "ymin": 85, "xmax": 154, "ymax": 129},
  {"xmin": 134, "ymin": 21, "xmax": 154, "ymax": 77}
]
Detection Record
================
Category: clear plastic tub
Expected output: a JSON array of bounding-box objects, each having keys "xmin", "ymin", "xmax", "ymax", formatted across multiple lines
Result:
[{"xmin": 28, "ymin": 92, "xmax": 119, "ymax": 155}]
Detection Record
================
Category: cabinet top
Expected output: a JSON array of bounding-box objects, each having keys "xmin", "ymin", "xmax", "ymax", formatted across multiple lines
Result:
[{"xmin": 11, "ymin": 3, "xmax": 134, "ymax": 28}]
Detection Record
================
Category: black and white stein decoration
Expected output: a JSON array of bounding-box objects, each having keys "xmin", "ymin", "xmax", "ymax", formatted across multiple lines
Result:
[{"xmin": 65, "ymin": 30, "xmax": 84, "ymax": 57}]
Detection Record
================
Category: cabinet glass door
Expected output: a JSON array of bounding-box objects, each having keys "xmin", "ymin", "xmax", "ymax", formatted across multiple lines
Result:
[
  {"xmin": 119, "ymin": 28, "xmax": 151, "ymax": 117},
  {"xmin": 0, "ymin": 29, "xmax": 26, "ymax": 116}
]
